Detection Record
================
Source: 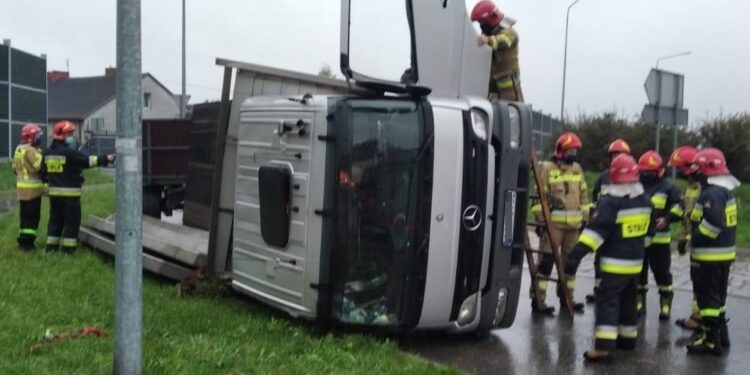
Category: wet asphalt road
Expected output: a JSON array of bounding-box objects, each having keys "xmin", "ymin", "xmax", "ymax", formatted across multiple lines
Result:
[{"xmin": 402, "ymin": 275, "xmax": 750, "ymax": 375}]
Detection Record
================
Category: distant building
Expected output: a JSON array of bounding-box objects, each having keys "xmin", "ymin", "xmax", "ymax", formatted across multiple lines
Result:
[
  {"xmin": 48, "ymin": 67, "xmax": 185, "ymax": 142},
  {"xmin": 0, "ymin": 39, "xmax": 48, "ymax": 160}
]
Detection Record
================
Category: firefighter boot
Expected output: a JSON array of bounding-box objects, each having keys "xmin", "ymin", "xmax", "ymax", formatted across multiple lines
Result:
[
  {"xmin": 558, "ymin": 284, "xmax": 584, "ymax": 313},
  {"xmin": 530, "ymin": 283, "xmax": 555, "ymax": 315},
  {"xmin": 637, "ymin": 290, "xmax": 647, "ymax": 317},
  {"xmin": 17, "ymin": 235, "xmax": 35, "ymax": 251},
  {"xmin": 687, "ymin": 319, "xmax": 723, "ymax": 356},
  {"xmin": 720, "ymin": 315, "xmax": 730, "ymax": 348},
  {"xmin": 659, "ymin": 293, "xmax": 673, "ymax": 321}
]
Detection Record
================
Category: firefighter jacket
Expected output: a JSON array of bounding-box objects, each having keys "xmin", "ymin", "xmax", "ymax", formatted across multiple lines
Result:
[
  {"xmin": 677, "ymin": 180, "xmax": 701, "ymax": 242},
  {"xmin": 12, "ymin": 143, "xmax": 44, "ymax": 201},
  {"xmin": 41, "ymin": 140, "xmax": 109, "ymax": 197},
  {"xmin": 487, "ymin": 26, "xmax": 520, "ymax": 89},
  {"xmin": 591, "ymin": 169, "xmax": 609, "ymax": 206},
  {"xmin": 532, "ymin": 160, "xmax": 590, "ymax": 230},
  {"xmin": 690, "ymin": 182, "xmax": 737, "ymax": 262},
  {"xmin": 643, "ymin": 177, "xmax": 683, "ymax": 245},
  {"xmin": 564, "ymin": 189, "xmax": 655, "ymax": 276}
]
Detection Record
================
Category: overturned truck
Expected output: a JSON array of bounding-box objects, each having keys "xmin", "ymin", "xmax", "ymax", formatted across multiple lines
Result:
[{"xmin": 207, "ymin": 0, "xmax": 530, "ymax": 335}]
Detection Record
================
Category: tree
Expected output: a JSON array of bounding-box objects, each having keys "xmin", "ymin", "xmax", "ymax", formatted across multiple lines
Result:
[{"xmin": 318, "ymin": 64, "xmax": 335, "ymax": 79}]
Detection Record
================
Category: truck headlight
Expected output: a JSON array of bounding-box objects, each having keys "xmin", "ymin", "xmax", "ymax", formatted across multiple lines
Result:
[
  {"xmin": 492, "ymin": 288, "xmax": 509, "ymax": 326},
  {"xmin": 508, "ymin": 105, "xmax": 520, "ymax": 149},
  {"xmin": 457, "ymin": 292, "xmax": 479, "ymax": 326},
  {"xmin": 470, "ymin": 109, "xmax": 488, "ymax": 141}
]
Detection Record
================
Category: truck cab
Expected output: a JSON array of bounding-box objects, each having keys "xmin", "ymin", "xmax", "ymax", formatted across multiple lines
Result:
[{"xmin": 221, "ymin": 0, "xmax": 530, "ymax": 334}]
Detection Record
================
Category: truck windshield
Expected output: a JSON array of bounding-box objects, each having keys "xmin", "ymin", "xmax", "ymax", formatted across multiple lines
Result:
[{"xmin": 333, "ymin": 99, "xmax": 431, "ymax": 327}]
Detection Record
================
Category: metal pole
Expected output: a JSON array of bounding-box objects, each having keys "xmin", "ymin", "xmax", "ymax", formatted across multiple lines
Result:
[
  {"xmin": 115, "ymin": 0, "xmax": 143, "ymax": 373},
  {"xmin": 180, "ymin": 0, "xmax": 186, "ymax": 118},
  {"xmin": 6, "ymin": 39, "xmax": 11, "ymax": 159},
  {"xmin": 560, "ymin": 0, "xmax": 581, "ymax": 123},
  {"xmin": 671, "ymin": 124, "xmax": 678, "ymax": 178},
  {"xmin": 656, "ymin": 51, "xmax": 691, "ymax": 69},
  {"xmin": 654, "ymin": 70, "xmax": 662, "ymax": 154}
]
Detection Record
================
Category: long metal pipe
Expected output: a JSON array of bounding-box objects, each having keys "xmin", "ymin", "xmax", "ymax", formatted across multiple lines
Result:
[
  {"xmin": 115, "ymin": 0, "xmax": 143, "ymax": 373},
  {"xmin": 559, "ymin": 0, "xmax": 581, "ymax": 123}
]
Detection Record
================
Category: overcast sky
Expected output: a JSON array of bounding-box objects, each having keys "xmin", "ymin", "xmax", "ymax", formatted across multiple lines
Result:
[{"xmin": 3, "ymin": 0, "xmax": 749, "ymax": 125}]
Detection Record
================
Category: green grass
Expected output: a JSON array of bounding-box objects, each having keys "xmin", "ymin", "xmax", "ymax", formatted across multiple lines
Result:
[
  {"xmin": 0, "ymin": 187, "xmax": 458, "ymax": 374},
  {"xmin": 1, "ymin": 162, "xmax": 113, "ymax": 191}
]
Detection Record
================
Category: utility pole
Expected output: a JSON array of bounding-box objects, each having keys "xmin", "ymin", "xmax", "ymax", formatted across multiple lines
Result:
[
  {"xmin": 115, "ymin": 0, "xmax": 143, "ymax": 373},
  {"xmin": 180, "ymin": 0, "xmax": 187, "ymax": 118}
]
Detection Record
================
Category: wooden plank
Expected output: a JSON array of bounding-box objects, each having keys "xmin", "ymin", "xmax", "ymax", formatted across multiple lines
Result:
[
  {"xmin": 79, "ymin": 227, "xmax": 193, "ymax": 281},
  {"xmin": 88, "ymin": 216, "xmax": 207, "ymax": 267}
]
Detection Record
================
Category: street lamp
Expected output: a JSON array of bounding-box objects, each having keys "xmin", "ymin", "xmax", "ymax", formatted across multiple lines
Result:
[
  {"xmin": 560, "ymin": 0, "xmax": 582, "ymax": 123},
  {"xmin": 656, "ymin": 51, "xmax": 691, "ymax": 69}
]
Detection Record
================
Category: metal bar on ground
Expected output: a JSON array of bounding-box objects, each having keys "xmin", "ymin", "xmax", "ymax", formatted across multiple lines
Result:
[{"xmin": 115, "ymin": 0, "xmax": 143, "ymax": 373}]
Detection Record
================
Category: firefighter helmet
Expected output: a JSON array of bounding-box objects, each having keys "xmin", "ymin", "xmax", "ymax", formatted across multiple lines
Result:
[
  {"xmin": 470, "ymin": 0, "xmax": 504, "ymax": 28},
  {"xmin": 553, "ymin": 132, "xmax": 582, "ymax": 159},
  {"xmin": 638, "ymin": 151, "xmax": 663, "ymax": 171},
  {"xmin": 668, "ymin": 145, "xmax": 698, "ymax": 175},
  {"xmin": 53, "ymin": 120, "xmax": 77, "ymax": 141},
  {"xmin": 690, "ymin": 148, "xmax": 730, "ymax": 177},
  {"xmin": 608, "ymin": 139, "xmax": 631, "ymax": 155},
  {"xmin": 609, "ymin": 154, "xmax": 640, "ymax": 184},
  {"xmin": 20, "ymin": 123, "xmax": 43, "ymax": 144}
]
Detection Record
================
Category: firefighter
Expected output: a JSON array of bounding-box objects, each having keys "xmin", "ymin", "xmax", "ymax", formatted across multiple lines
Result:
[
  {"xmin": 41, "ymin": 121, "xmax": 115, "ymax": 253},
  {"xmin": 636, "ymin": 151, "xmax": 683, "ymax": 320},
  {"xmin": 470, "ymin": 0, "xmax": 524, "ymax": 102},
  {"xmin": 587, "ymin": 138, "xmax": 631, "ymax": 303},
  {"xmin": 12, "ymin": 123, "xmax": 45, "ymax": 251},
  {"xmin": 564, "ymin": 154, "xmax": 654, "ymax": 361},
  {"xmin": 668, "ymin": 146, "xmax": 703, "ymax": 331},
  {"xmin": 532, "ymin": 132, "xmax": 590, "ymax": 314},
  {"xmin": 686, "ymin": 148, "xmax": 739, "ymax": 356}
]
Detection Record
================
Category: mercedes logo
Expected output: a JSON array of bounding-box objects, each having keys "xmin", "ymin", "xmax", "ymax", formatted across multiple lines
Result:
[{"xmin": 462, "ymin": 205, "xmax": 483, "ymax": 232}]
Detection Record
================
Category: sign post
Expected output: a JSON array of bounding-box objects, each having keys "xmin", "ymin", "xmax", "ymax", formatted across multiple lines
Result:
[{"xmin": 642, "ymin": 68, "xmax": 687, "ymax": 160}]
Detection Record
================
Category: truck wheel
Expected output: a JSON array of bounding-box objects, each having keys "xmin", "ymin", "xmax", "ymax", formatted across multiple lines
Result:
[{"xmin": 143, "ymin": 186, "xmax": 162, "ymax": 218}]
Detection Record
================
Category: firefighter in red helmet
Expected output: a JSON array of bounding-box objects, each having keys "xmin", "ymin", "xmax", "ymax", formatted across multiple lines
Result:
[
  {"xmin": 587, "ymin": 138, "xmax": 632, "ymax": 303},
  {"xmin": 669, "ymin": 146, "xmax": 704, "ymax": 331},
  {"xmin": 531, "ymin": 132, "xmax": 590, "ymax": 314},
  {"xmin": 687, "ymin": 148, "xmax": 739, "ymax": 355},
  {"xmin": 41, "ymin": 120, "xmax": 115, "ymax": 253},
  {"xmin": 12, "ymin": 123, "xmax": 45, "ymax": 250},
  {"xmin": 470, "ymin": 0, "xmax": 524, "ymax": 101},
  {"xmin": 564, "ymin": 154, "xmax": 655, "ymax": 361},
  {"xmin": 636, "ymin": 151, "xmax": 683, "ymax": 320}
]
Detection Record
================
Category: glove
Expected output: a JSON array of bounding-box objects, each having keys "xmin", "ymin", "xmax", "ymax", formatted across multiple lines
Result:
[{"xmin": 677, "ymin": 241, "xmax": 688, "ymax": 256}]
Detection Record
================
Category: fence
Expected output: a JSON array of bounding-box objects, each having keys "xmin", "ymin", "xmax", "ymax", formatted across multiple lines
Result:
[{"xmin": 530, "ymin": 110, "xmax": 562, "ymax": 159}]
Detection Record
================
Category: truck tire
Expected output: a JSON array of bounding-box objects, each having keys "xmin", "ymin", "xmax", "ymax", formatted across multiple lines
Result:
[{"xmin": 143, "ymin": 186, "xmax": 162, "ymax": 219}]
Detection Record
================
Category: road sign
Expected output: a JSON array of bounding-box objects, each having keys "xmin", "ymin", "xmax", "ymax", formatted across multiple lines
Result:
[
  {"xmin": 644, "ymin": 68, "xmax": 685, "ymax": 108},
  {"xmin": 642, "ymin": 105, "xmax": 688, "ymax": 126}
]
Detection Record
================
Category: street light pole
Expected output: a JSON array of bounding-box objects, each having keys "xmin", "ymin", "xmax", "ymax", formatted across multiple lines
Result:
[
  {"xmin": 560, "ymin": 0, "xmax": 581, "ymax": 123},
  {"xmin": 656, "ymin": 51, "xmax": 691, "ymax": 70},
  {"xmin": 180, "ymin": 0, "xmax": 186, "ymax": 119}
]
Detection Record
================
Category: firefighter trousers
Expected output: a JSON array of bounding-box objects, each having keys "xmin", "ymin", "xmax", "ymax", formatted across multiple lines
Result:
[
  {"xmin": 594, "ymin": 273, "xmax": 639, "ymax": 351},
  {"xmin": 691, "ymin": 260, "xmax": 731, "ymax": 328},
  {"xmin": 536, "ymin": 227, "xmax": 580, "ymax": 300},
  {"xmin": 639, "ymin": 244, "xmax": 673, "ymax": 296},
  {"xmin": 18, "ymin": 197, "xmax": 42, "ymax": 249},
  {"xmin": 46, "ymin": 196, "xmax": 82, "ymax": 253}
]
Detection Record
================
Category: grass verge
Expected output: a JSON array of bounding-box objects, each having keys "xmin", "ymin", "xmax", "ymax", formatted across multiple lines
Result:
[
  {"xmin": 0, "ymin": 186, "xmax": 458, "ymax": 374},
  {"xmin": 1, "ymin": 162, "xmax": 113, "ymax": 191}
]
